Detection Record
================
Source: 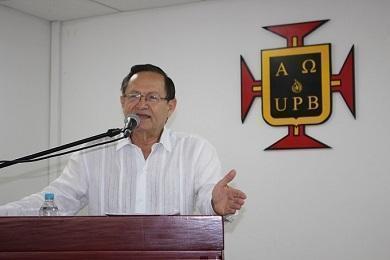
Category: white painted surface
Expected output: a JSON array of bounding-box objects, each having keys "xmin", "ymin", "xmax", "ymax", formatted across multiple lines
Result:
[
  {"xmin": 0, "ymin": 6, "xmax": 50, "ymax": 203},
  {"xmin": 0, "ymin": 0, "xmax": 206, "ymax": 21},
  {"xmin": 60, "ymin": 1, "xmax": 390, "ymax": 259},
  {"xmin": 1, "ymin": 0, "xmax": 390, "ymax": 259}
]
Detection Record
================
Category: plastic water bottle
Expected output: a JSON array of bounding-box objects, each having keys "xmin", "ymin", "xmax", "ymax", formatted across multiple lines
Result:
[{"xmin": 39, "ymin": 192, "xmax": 59, "ymax": 216}]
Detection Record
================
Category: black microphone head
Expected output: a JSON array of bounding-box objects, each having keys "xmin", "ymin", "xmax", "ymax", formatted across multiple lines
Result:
[{"xmin": 123, "ymin": 114, "xmax": 140, "ymax": 137}]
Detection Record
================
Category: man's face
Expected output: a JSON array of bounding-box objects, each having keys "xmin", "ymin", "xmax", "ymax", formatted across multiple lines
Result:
[{"xmin": 120, "ymin": 71, "xmax": 176, "ymax": 136}]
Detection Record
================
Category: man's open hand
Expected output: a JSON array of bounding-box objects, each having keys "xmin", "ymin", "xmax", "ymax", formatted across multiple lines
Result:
[{"xmin": 211, "ymin": 169, "xmax": 247, "ymax": 216}]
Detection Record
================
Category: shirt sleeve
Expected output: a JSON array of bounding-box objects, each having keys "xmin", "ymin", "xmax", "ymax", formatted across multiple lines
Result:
[
  {"xmin": 0, "ymin": 151, "xmax": 89, "ymax": 216},
  {"xmin": 193, "ymin": 139, "xmax": 223, "ymax": 215}
]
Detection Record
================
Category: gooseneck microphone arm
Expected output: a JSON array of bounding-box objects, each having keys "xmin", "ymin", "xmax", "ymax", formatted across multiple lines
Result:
[
  {"xmin": 0, "ymin": 114, "xmax": 140, "ymax": 170},
  {"xmin": 0, "ymin": 128, "xmax": 123, "ymax": 169}
]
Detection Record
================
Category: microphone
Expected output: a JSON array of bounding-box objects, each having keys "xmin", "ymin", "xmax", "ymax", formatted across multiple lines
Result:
[{"xmin": 123, "ymin": 114, "xmax": 140, "ymax": 137}]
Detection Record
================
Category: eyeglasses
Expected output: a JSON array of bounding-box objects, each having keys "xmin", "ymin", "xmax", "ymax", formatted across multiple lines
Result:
[{"xmin": 123, "ymin": 92, "xmax": 169, "ymax": 104}]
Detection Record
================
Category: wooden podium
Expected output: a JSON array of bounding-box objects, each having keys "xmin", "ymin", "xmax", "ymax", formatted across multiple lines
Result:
[{"xmin": 0, "ymin": 215, "xmax": 224, "ymax": 259}]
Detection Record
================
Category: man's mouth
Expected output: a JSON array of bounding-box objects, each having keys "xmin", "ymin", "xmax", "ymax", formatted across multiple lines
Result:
[{"xmin": 136, "ymin": 113, "xmax": 151, "ymax": 120}]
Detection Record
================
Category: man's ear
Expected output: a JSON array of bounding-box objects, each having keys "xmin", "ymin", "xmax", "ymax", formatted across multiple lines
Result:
[{"xmin": 167, "ymin": 98, "xmax": 177, "ymax": 116}]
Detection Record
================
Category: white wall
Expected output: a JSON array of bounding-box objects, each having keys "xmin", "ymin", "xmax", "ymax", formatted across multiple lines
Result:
[
  {"xmin": 60, "ymin": 0, "xmax": 390, "ymax": 259},
  {"xmin": 0, "ymin": 6, "xmax": 50, "ymax": 204},
  {"xmin": 1, "ymin": 0, "xmax": 390, "ymax": 259}
]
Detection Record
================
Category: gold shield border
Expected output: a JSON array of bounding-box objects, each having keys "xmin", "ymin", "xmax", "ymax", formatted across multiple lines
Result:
[{"xmin": 261, "ymin": 44, "xmax": 331, "ymax": 126}]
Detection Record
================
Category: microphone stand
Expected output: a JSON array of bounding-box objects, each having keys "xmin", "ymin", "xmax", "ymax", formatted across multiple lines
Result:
[{"xmin": 0, "ymin": 128, "xmax": 124, "ymax": 169}]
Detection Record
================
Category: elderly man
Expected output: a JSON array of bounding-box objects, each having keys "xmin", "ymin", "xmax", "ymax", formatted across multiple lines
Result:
[{"xmin": 0, "ymin": 64, "xmax": 246, "ymax": 216}]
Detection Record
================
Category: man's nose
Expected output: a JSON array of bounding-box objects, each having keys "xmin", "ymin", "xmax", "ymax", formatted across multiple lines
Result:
[{"xmin": 135, "ymin": 96, "xmax": 148, "ymax": 107}]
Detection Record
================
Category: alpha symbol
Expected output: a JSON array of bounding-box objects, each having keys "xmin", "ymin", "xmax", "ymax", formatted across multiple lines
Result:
[{"xmin": 275, "ymin": 62, "xmax": 288, "ymax": 76}]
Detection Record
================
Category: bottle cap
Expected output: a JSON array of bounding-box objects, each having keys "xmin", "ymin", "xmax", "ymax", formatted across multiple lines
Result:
[{"xmin": 44, "ymin": 192, "xmax": 54, "ymax": 201}]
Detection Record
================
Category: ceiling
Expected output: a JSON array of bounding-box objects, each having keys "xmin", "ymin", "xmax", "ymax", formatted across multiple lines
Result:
[{"xmin": 0, "ymin": 0, "xmax": 208, "ymax": 21}]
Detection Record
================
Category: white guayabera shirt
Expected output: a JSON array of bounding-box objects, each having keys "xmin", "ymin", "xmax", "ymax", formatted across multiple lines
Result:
[{"xmin": 0, "ymin": 128, "xmax": 222, "ymax": 216}]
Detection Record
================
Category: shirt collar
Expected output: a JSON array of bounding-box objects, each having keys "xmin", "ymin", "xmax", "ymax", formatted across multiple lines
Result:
[
  {"xmin": 159, "ymin": 127, "xmax": 172, "ymax": 152},
  {"xmin": 116, "ymin": 127, "xmax": 173, "ymax": 152},
  {"xmin": 116, "ymin": 136, "xmax": 130, "ymax": 151}
]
